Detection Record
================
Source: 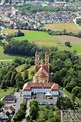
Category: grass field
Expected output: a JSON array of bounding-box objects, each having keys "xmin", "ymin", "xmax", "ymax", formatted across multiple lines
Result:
[
  {"xmin": 16, "ymin": 64, "xmax": 35, "ymax": 79},
  {"xmin": 27, "ymin": 65, "xmax": 35, "ymax": 79},
  {"xmin": 15, "ymin": 64, "xmax": 25, "ymax": 72},
  {"xmin": 14, "ymin": 31, "xmax": 53, "ymax": 40},
  {"xmin": 13, "ymin": 31, "xmax": 68, "ymax": 50},
  {"xmin": 0, "ymin": 46, "xmax": 16, "ymax": 61},
  {"xmin": 0, "ymin": 87, "xmax": 16, "ymax": 99},
  {"xmin": 2, "ymin": 28, "xmax": 31, "ymax": 35},
  {"xmin": 70, "ymin": 44, "xmax": 81, "ymax": 54},
  {"xmin": 45, "ymin": 23, "xmax": 81, "ymax": 33}
]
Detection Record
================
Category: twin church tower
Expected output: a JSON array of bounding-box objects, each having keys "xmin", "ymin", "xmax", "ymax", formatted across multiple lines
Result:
[{"xmin": 33, "ymin": 51, "xmax": 49, "ymax": 83}]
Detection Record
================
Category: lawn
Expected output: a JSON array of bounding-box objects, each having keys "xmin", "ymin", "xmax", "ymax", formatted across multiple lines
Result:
[
  {"xmin": 61, "ymin": 89, "xmax": 81, "ymax": 105},
  {"xmin": 16, "ymin": 64, "xmax": 25, "ymax": 72},
  {"xmin": 27, "ymin": 65, "xmax": 35, "ymax": 79},
  {"xmin": 16, "ymin": 64, "xmax": 35, "ymax": 79},
  {"xmin": 70, "ymin": 44, "xmax": 81, "ymax": 54},
  {"xmin": 0, "ymin": 87, "xmax": 16, "ymax": 99},
  {"xmin": 13, "ymin": 31, "xmax": 67, "ymax": 50},
  {"xmin": 14, "ymin": 31, "xmax": 53, "ymax": 40},
  {"xmin": 45, "ymin": 23, "xmax": 80, "ymax": 33},
  {"xmin": 0, "ymin": 46, "xmax": 16, "ymax": 61}
]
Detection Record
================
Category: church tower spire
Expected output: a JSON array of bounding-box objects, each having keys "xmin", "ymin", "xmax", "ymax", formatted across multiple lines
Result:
[
  {"xmin": 45, "ymin": 51, "xmax": 49, "ymax": 65},
  {"xmin": 35, "ymin": 51, "xmax": 39, "ymax": 65}
]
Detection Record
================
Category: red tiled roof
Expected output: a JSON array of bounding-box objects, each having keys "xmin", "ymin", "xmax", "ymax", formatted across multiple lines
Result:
[
  {"xmin": 45, "ymin": 51, "xmax": 49, "ymax": 55},
  {"xmin": 38, "ymin": 72, "xmax": 46, "ymax": 78},
  {"xmin": 36, "ymin": 65, "xmax": 49, "ymax": 73},
  {"xmin": 51, "ymin": 84, "xmax": 59, "ymax": 91},
  {"xmin": 35, "ymin": 65, "xmax": 41, "ymax": 72},
  {"xmin": 23, "ymin": 83, "xmax": 59, "ymax": 91},
  {"xmin": 35, "ymin": 51, "xmax": 39, "ymax": 55}
]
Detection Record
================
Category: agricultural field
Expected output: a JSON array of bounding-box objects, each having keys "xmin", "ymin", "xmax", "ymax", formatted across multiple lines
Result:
[
  {"xmin": 45, "ymin": 23, "xmax": 81, "ymax": 33},
  {"xmin": 2, "ymin": 28, "xmax": 81, "ymax": 55},
  {"xmin": 2, "ymin": 28, "xmax": 31, "ymax": 35},
  {"xmin": 55, "ymin": 35, "xmax": 81, "ymax": 54},
  {"xmin": 13, "ymin": 31, "xmax": 68, "ymax": 50},
  {"xmin": 70, "ymin": 44, "xmax": 81, "ymax": 54}
]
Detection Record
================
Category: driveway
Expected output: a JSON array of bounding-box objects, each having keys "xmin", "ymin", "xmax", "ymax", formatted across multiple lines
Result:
[{"xmin": 11, "ymin": 92, "xmax": 23, "ymax": 122}]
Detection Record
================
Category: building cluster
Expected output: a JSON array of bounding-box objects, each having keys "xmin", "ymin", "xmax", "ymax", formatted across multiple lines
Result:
[
  {"xmin": 0, "ymin": 95, "xmax": 16, "ymax": 120},
  {"xmin": 23, "ymin": 51, "xmax": 59, "ymax": 104},
  {"xmin": 0, "ymin": 4, "xmax": 80, "ymax": 30}
]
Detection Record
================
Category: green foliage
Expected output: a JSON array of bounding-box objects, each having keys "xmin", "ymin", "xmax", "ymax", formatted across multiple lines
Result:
[
  {"xmin": 0, "ymin": 101, "xmax": 4, "ymax": 108},
  {"xmin": 13, "ymin": 102, "xmax": 26, "ymax": 121},
  {"xmin": 3, "ymin": 40, "xmax": 39, "ymax": 57},
  {"xmin": 72, "ymin": 86, "xmax": 81, "ymax": 96},
  {"xmin": 65, "ymin": 42, "xmax": 71, "ymax": 47},
  {"xmin": 23, "ymin": 70, "xmax": 29, "ymax": 82},
  {"xmin": 5, "ymin": 34, "xmax": 14, "ymax": 42},
  {"xmin": 15, "ymin": 30, "xmax": 24, "ymax": 37},
  {"xmin": 78, "ymin": 31, "xmax": 81, "ymax": 38},
  {"xmin": 76, "ymin": 18, "xmax": 81, "ymax": 25},
  {"xmin": 37, "ymin": 118, "xmax": 46, "ymax": 122},
  {"xmin": 56, "ymin": 96, "xmax": 76, "ymax": 109},
  {"xmin": 30, "ymin": 101, "xmax": 39, "ymax": 120}
]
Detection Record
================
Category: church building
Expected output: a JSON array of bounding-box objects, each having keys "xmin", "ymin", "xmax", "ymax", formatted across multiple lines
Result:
[
  {"xmin": 33, "ymin": 51, "xmax": 49, "ymax": 83},
  {"xmin": 23, "ymin": 52, "xmax": 59, "ymax": 102}
]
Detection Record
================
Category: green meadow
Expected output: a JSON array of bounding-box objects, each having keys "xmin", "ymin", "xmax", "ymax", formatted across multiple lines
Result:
[
  {"xmin": 0, "ymin": 87, "xmax": 16, "ymax": 99},
  {"xmin": 70, "ymin": 44, "xmax": 81, "ymax": 54},
  {"xmin": 0, "ymin": 46, "xmax": 16, "ymax": 61},
  {"xmin": 14, "ymin": 31, "xmax": 68, "ymax": 50},
  {"xmin": 0, "ymin": 30, "xmax": 81, "ymax": 63},
  {"xmin": 14, "ymin": 31, "xmax": 53, "ymax": 40}
]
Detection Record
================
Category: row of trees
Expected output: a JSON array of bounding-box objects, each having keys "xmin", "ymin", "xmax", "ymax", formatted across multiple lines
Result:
[
  {"xmin": 0, "ymin": 62, "xmax": 29, "ymax": 89},
  {"xmin": 3, "ymin": 40, "xmax": 39, "ymax": 57},
  {"xmin": 27, "ymin": 101, "xmax": 60, "ymax": 122},
  {"xmin": 57, "ymin": 96, "xmax": 78, "ymax": 109},
  {"xmin": 13, "ymin": 101, "xmax": 26, "ymax": 121},
  {"xmin": 47, "ymin": 29, "xmax": 81, "ymax": 38},
  {"xmin": 5, "ymin": 30, "xmax": 24, "ymax": 42}
]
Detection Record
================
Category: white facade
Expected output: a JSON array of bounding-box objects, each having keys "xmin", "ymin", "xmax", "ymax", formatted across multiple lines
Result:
[{"xmin": 23, "ymin": 88, "xmax": 59, "ymax": 99}]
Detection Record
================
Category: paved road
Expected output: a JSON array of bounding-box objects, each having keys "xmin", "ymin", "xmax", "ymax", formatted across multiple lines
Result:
[{"xmin": 11, "ymin": 92, "xmax": 23, "ymax": 122}]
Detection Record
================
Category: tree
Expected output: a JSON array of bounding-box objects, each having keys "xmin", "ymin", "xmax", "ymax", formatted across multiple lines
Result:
[
  {"xmin": 15, "ymin": 30, "xmax": 24, "ymax": 37},
  {"xmin": 37, "ymin": 118, "xmax": 45, "ymax": 122},
  {"xmin": 1, "ymin": 80, "xmax": 7, "ymax": 89},
  {"xmin": 10, "ymin": 71, "xmax": 17, "ymax": 86},
  {"xmin": 30, "ymin": 101, "xmax": 39, "ymax": 120},
  {"xmin": 0, "ymin": 101, "xmax": 4, "ymax": 108},
  {"xmin": 65, "ymin": 42, "xmax": 71, "ymax": 47},
  {"xmin": 23, "ymin": 70, "xmax": 29, "ymax": 82},
  {"xmin": 15, "ymin": 73, "xmax": 23, "ymax": 88},
  {"xmin": 78, "ymin": 31, "xmax": 81, "ymax": 38},
  {"xmin": 72, "ymin": 86, "xmax": 81, "ymax": 96},
  {"xmin": 72, "ymin": 94, "xmax": 76, "ymax": 102}
]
